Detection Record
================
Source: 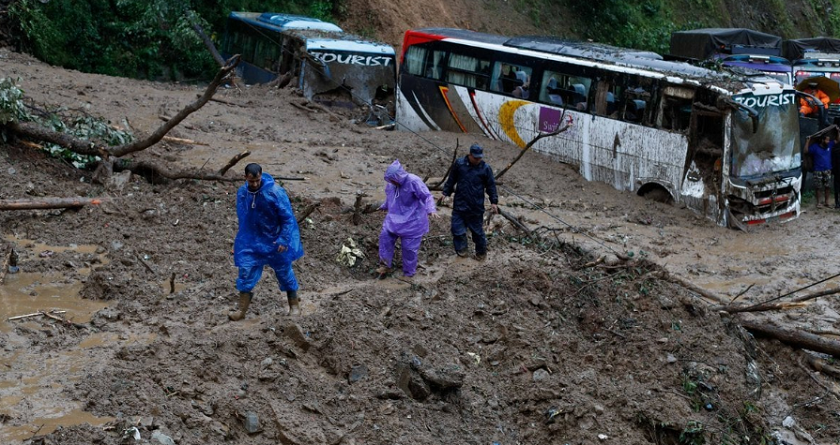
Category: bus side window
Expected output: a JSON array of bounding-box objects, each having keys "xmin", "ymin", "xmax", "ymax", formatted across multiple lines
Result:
[
  {"xmin": 624, "ymin": 100, "xmax": 646, "ymax": 122},
  {"xmin": 404, "ymin": 46, "xmax": 428, "ymax": 76},
  {"xmin": 662, "ymin": 97, "xmax": 692, "ymax": 131},
  {"xmin": 446, "ymin": 53, "xmax": 490, "ymax": 88}
]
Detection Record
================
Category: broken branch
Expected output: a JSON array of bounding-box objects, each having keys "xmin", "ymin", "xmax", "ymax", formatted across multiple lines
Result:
[
  {"xmin": 217, "ymin": 150, "xmax": 251, "ymax": 176},
  {"xmin": 498, "ymin": 208, "xmax": 533, "ymax": 237},
  {"xmin": 0, "ymin": 197, "xmax": 106, "ymax": 211},
  {"xmin": 430, "ymin": 140, "xmax": 459, "ymax": 191},
  {"xmin": 162, "ymin": 136, "xmax": 208, "ymax": 146},
  {"xmin": 7, "ymin": 310, "xmax": 67, "ymax": 321},
  {"xmin": 495, "ymin": 122, "xmax": 570, "ymax": 181},
  {"xmin": 296, "ymin": 202, "xmax": 321, "ymax": 224}
]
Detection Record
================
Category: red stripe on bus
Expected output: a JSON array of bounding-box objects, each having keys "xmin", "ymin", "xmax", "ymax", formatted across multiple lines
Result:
[
  {"xmin": 438, "ymin": 86, "xmax": 468, "ymax": 133},
  {"xmin": 469, "ymin": 90, "xmax": 497, "ymax": 139}
]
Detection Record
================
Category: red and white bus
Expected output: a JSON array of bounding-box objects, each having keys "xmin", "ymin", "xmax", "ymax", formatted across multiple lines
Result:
[{"xmin": 396, "ymin": 28, "xmax": 802, "ymax": 229}]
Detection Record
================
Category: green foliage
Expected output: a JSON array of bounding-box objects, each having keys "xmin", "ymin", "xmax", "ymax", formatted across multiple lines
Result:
[
  {"xmin": 0, "ymin": 77, "xmax": 133, "ymax": 168},
  {"xmin": 0, "ymin": 78, "xmax": 28, "ymax": 125},
  {"xmin": 7, "ymin": 0, "xmax": 346, "ymax": 81},
  {"xmin": 679, "ymin": 420, "xmax": 705, "ymax": 445},
  {"xmin": 565, "ymin": 0, "xmax": 690, "ymax": 53}
]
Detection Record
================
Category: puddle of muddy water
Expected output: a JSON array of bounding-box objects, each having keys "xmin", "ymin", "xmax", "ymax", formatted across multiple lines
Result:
[{"xmin": 0, "ymin": 237, "xmax": 124, "ymax": 442}]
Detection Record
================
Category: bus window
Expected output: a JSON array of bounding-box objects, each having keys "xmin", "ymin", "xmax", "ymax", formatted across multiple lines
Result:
[
  {"xmin": 491, "ymin": 63, "xmax": 531, "ymax": 98},
  {"xmin": 254, "ymin": 38, "xmax": 281, "ymax": 71},
  {"xmin": 622, "ymin": 87, "xmax": 650, "ymax": 123},
  {"xmin": 539, "ymin": 70, "xmax": 592, "ymax": 109},
  {"xmin": 446, "ymin": 53, "xmax": 490, "ymax": 89},
  {"xmin": 404, "ymin": 46, "xmax": 446, "ymax": 80}
]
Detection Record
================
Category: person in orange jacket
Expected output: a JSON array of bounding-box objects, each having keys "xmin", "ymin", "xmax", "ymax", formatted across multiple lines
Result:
[{"xmin": 800, "ymin": 82, "xmax": 830, "ymax": 116}]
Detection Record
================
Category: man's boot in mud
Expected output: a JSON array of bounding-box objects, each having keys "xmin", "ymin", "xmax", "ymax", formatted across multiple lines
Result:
[
  {"xmin": 287, "ymin": 290, "xmax": 301, "ymax": 317},
  {"xmin": 229, "ymin": 291, "xmax": 252, "ymax": 321}
]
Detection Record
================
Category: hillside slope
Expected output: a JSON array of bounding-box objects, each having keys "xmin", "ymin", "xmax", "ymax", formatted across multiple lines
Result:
[{"xmin": 338, "ymin": 0, "xmax": 839, "ymax": 51}]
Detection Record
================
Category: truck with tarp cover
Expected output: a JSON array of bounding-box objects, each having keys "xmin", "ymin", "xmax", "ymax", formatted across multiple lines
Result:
[
  {"xmin": 221, "ymin": 12, "xmax": 396, "ymax": 107},
  {"xmin": 669, "ymin": 28, "xmax": 791, "ymax": 84}
]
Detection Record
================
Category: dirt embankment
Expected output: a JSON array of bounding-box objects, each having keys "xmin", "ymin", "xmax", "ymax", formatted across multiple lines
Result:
[{"xmin": 1, "ymin": 44, "xmax": 840, "ymax": 445}]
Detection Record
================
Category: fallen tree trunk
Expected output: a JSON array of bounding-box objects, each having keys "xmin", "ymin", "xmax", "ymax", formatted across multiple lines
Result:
[
  {"xmin": 714, "ymin": 286, "xmax": 840, "ymax": 313},
  {"xmin": 739, "ymin": 317, "xmax": 840, "ymax": 357},
  {"xmin": 5, "ymin": 56, "xmax": 240, "ymax": 172},
  {"xmin": 187, "ymin": 11, "xmax": 225, "ymax": 67},
  {"xmin": 0, "ymin": 197, "xmax": 106, "ymax": 211},
  {"xmin": 498, "ymin": 208, "xmax": 533, "ymax": 237},
  {"xmin": 114, "ymin": 159, "xmax": 242, "ymax": 182}
]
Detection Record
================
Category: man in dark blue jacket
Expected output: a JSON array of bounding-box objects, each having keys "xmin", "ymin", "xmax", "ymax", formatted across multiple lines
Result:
[
  {"xmin": 441, "ymin": 144, "xmax": 498, "ymax": 260},
  {"xmin": 230, "ymin": 163, "xmax": 304, "ymax": 320}
]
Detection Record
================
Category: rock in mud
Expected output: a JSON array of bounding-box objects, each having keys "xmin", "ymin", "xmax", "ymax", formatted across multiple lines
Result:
[
  {"xmin": 243, "ymin": 411, "xmax": 261, "ymax": 434},
  {"xmin": 349, "ymin": 364, "xmax": 368, "ymax": 383},
  {"xmin": 151, "ymin": 430, "xmax": 176, "ymax": 445}
]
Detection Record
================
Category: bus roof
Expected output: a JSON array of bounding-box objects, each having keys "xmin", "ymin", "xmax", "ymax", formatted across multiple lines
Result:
[
  {"xmin": 409, "ymin": 28, "xmax": 735, "ymax": 82},
  {"xmin": 230, "ymin": 12, "xmax": 395, "ymax": 55},
  {"xmin": 230, "ymin": 12, "xmax": 343, "ymax": 33}
]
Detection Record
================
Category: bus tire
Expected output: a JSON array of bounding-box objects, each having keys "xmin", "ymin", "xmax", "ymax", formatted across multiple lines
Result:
[{"xmin": 640, "ymin": 187, "xmax": 673, "ymax": 205}]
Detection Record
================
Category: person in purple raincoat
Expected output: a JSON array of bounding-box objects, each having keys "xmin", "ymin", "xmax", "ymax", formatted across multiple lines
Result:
[{"xmin": 378, "ymin": 160, "xmax": 439, "ymax": 278}]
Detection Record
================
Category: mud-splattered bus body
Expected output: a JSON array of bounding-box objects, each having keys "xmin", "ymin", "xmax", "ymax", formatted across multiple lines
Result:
[
  {"xmin": 396, "ymin": 28, "xmax": 801, "ymax": 229},
  {"xmin": 222, "ymin": 12, "xmax": 395, "ymax": 105}
]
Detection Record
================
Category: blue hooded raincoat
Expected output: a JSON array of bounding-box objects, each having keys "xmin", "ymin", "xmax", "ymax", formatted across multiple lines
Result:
[{"xmin": 234, "ymin": 173, "xmax": 303, "ymax": 270}]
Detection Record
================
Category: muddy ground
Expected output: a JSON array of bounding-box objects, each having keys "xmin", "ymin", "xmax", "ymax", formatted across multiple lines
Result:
[{"xmin": 2, "ymin": 48, "xmax": 840, "ymax": 445}]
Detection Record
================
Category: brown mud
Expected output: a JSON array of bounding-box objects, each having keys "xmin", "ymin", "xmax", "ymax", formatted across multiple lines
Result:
[{"xmin": 2, "ymin": 48, "xmax": 840, "ymax": 445}]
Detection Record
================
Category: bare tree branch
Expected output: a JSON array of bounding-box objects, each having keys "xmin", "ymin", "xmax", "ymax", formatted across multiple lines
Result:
[{"xmin": 495, "ymin": 122, "xmax": 570, "ymax": 181}]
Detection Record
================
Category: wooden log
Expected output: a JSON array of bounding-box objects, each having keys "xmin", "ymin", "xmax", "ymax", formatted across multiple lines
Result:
[
  {"xmin": 739, "ymin": 317, "xmax": 840, "ymax": 357},
  {"xmin": 0, "ymin": 197, "xmax": 106, "ymax": 211},
  {"xmin": 162, "ymin": 136, "xmax": 208, "ymax": 146}
]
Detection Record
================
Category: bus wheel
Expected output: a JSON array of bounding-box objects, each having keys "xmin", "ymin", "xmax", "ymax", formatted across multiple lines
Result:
[{"xmin": 639, "ymin": 186, "xmax": 673, "ymax": 204}]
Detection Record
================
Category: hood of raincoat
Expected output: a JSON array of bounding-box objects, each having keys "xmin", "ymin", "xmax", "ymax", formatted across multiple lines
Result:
[
  {"xmin": 384, "ymin": 160, "xmax": 408, "ymax": 185},
  {"xmin": 233, "ymin": 172, "xmax": 304, "ymax": 267},
  {"xmin": 380, "ymin": 159, "xmax": 436, "ymax": 237}
]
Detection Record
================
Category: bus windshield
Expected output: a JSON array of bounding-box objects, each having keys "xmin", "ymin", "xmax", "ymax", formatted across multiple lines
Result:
[{"xmin": 730, "ymin": 92, "xmax": 800, "ymax": 178}]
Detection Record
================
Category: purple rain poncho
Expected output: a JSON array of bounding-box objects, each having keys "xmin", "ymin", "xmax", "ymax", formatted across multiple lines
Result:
[{"xmin": 379, "ymin": 160, "xmax": 437, "ymax": 237}]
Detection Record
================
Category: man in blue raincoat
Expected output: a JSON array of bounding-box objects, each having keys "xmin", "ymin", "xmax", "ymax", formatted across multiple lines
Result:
[
  {"xmin": 441, "ymin": 144, "xmax": 498, "ymax": 260},
  {"xmin": 230, "ymin": 163, "xmax": 304, "ymax": 320},
  {"xmin": 378, "ymin": 160, "xmax": 438, "ymax": 278}
]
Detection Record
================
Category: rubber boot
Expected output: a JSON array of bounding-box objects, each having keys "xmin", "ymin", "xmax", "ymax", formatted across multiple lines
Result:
[
  {"xmin": 287, "ymin": 290, "xmax": 301, "ymax": 316},
  {"xmin": 228, "ymin": 291, "xmax": 252, "ymax": 321}
]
